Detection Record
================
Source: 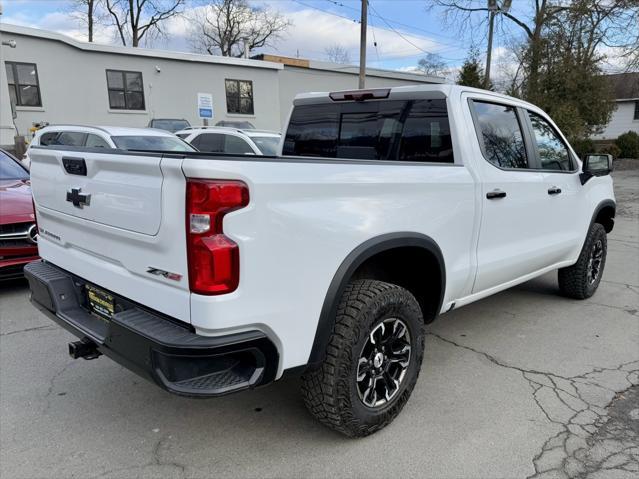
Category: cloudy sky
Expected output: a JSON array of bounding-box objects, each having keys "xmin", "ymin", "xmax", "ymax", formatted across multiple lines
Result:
[{"xmin": 1, "ymin": 0, "xmax": 621, "ymax": 82}]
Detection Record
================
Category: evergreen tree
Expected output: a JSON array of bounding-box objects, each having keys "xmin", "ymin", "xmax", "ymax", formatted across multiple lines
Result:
[{"xmin": 457, "ymin": 48, "xmax": 492, "ymax": 90}]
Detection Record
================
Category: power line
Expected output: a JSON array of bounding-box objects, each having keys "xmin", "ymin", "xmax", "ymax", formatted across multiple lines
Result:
[
  {"xmin": 291, "ymin": 0, "xmax": 360, "ymax": 24},
  {"xmin": 291, "ymin": 0, "xmax": 468, "ymax": 62},
  {"xmin": 323, "ymin": 0, "xmax": 461, "ymax": 45},
  {"xmin": 367, "ymin": 2, "xmax": 435, "ymax": 56}
]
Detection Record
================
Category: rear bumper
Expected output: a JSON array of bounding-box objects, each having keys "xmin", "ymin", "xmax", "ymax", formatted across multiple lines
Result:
[{"xmin": 24, "ymin": 261, "xmax": 279, "ymax": 397}]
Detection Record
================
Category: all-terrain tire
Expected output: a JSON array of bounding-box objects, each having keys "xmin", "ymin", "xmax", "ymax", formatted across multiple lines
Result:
[
  {"xmin": 558, "ymin": 222, "xmax": 607, "ymax": 299},
  {"xmin": 301, "ymin": 280, "xmax": 425, "ymax": 437}
]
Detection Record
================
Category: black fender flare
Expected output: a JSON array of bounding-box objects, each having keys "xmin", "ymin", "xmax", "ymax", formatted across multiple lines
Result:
[
  {"xmin": 306, "ymin": 232, "xmax": 446, "ymax": 366},
  {"xmin": 590, "ymin": 199, "xmax": 616, "ymax": 233}
]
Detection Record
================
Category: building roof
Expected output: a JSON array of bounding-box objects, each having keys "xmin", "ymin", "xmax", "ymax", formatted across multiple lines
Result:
[
  {"xmin": 251, "ymin": 54, "xmax": 445, "ymax": 84},
  {"xmin": 606, "ymin": 72, "xmax": 639, "ymax": 100},
  {"xmin": 1, "ymin": 23, "xmax": 444, "ymax": 84},
  {"xmin": 0, "ymin": 23, "xmax": 283, "ymax": 70}
]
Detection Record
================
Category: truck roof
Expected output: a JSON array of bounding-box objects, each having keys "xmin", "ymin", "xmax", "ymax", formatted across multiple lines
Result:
[{"xmin": 293, "ymin": 84, "xmax": 539, "ymax": 111}]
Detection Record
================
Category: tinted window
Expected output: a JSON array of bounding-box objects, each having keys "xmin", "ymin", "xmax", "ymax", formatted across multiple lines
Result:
[
  {"xmin": 192, "ymin": 133, "xmax": 224, "ymax": 152},
  {"xmin": 56, "ymin": 132, "xmax": 87, "ymax": 146},
  {"xmin": 284, "ymin": 104, "xmax": 339, "ymax": 157},
  {"xmin": 472, "ymin": 101, "xmax": 528, "ymax": 169},
  {"xmin": 111, "ymin": 136, "xmax": 195, "ymax": 152},
  {"xmin": 106, "ymin": 70, "xmax": 145, "ymax": 110},
  {"xmin": 283, "ymin": 99, "xmax": 453, "ymax": 163},
  {"xmin": 215, "ymin": 120, "xmax": 255, "ymax": 129},
  {"xmin": 149, "ymin": 119, "xmax": 190, "ymax": 132},
  {"xmin": 39, "ymin": 132, "xmax": 59, "ymax": 146},
  {"xmin": 250, "ymin": 136, "xmax": 280, "ymax": 155},
  {"xmin": 399, "ymin": 100, "xmax": 453, "ymax": 163},
  {"xmin": 0, "ymin": 151, "xmax": 29, "ymax": 180},
  {"xmin": 224, "ymin": 135, "xmax": 254, "ymax": 154},
  {"xmin": 528, "ymin": 112, "xmax": 573, "ymax": 171},
  {"xmin": 86, "ymin": 134, "xmax": 110, "ymax": 148}
]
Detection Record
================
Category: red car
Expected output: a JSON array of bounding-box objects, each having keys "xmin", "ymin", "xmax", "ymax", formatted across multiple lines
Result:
[{"xmin": 0, "ymin": 148, "xmax": 38, "ymax": 280}]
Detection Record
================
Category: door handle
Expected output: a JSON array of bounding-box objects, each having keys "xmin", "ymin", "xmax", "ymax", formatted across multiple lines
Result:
[
  {"xmin": 486, "ymin": 189, "xmax": 507, "ymax": 199},
  {"xmin": 548, "ymin": 186, "xmax": 562, "ymax": 195}
]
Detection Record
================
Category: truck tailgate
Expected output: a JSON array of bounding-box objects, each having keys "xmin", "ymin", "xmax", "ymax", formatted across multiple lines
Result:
[{"xmin": 29, "ymin": 148, "xmax": 191, "ymax": 323}]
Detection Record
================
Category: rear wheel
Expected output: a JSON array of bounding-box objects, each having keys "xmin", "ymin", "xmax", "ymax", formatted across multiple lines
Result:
[
  {"xmin": 301, "ymin": 280, "xmax": 425, "ymax": 437},
  {"xmin": 558, "ymin": 223, "xmax": 607, "ymax": 299}
]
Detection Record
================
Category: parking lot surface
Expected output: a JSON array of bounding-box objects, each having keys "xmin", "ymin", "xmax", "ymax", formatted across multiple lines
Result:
[{"xmin": 1, "ymin": 169, "xmax": 638, "ymax": 479}]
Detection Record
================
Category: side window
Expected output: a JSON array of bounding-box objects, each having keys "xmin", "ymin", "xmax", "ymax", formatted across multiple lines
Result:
[
  {"xmin": 86, "ymin": 134, "xmax": 110, "ymax": 148},
  {"xmin": 399, "ymin": 99, "xmax": 454, "ymax": 163},
  {"xmin": 528, "ymin": 112, "xmax": 573, "ymax": 171},
  {"xmin": 472, "ymin": 101, "xmax": 528, "ymax": 169},
  {"xmin": 55, "ymin": 131, "xmax": 87, "ymax": 146},
  {"xmin": 192, "ymin": 133, "xmax": 224, "ymax": 152},
  {"xmin": 39, "ymin": 132, "xmax": 59, "ymax": 146},
  {"xmin": 224, "ymin": 135, "xmax": 254, "ymax": 154}
]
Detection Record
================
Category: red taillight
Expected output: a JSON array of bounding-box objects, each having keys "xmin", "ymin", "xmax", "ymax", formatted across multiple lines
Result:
[{"xmin": 186, "ymin": 179, "xmax": 249, "ymax": 295}]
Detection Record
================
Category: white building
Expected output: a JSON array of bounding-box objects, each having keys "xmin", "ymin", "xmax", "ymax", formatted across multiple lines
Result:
[
  {"xmin": 592, "ymin": 73, "xmax": 639, "ymax": 141},
  {"xmin": 0, "ymin": 24, "xmax": 443, "ymax": 149}
]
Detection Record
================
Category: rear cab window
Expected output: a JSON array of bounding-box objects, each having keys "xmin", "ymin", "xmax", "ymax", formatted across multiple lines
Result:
[{"xmin": 283, "ymin": 97, "xmax": 454, "ymax": 163}]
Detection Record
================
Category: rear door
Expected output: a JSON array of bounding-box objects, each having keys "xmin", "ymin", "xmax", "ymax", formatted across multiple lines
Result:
[{"xmin": 468, "ymin": 99, "xmax": 549, "ymax": 293}]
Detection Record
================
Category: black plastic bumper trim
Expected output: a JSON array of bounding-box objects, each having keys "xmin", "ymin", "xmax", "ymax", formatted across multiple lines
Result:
[{"xmin": 24, "ymin": 261, "xmax": 279, "ymax": 397}]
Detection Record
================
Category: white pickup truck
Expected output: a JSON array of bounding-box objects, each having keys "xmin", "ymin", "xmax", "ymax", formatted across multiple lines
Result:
[{"xmin": 25, "ymin": 85, "xmax": 615, "ymax": 437}]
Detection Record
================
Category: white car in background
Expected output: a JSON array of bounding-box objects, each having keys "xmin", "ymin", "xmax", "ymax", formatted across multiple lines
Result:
[
  {"xmin": 176, "ymin": 127, "xmax": 281, "ymax": 156},
  {"xmin": 24, "ymin": 125, "xmax": 195, "ymax": 167}
]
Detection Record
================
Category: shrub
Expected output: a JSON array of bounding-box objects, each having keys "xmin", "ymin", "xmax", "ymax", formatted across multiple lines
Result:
[
  {"xmin": 600, "ymin": 144, "xmax": 621, "ymax": 159},
  {"xmin": 571, "ymin": 138, "xmax": 595, "ymax": 158},
  {"xmin": 615, "ymin": 131, "xmax": 639, "ymax": 159}
]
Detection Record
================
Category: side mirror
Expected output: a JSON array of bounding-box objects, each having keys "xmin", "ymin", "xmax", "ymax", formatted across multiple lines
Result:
[{"xmin": 580, "ymin": 153, "xmax": 613, "ymax": 185}]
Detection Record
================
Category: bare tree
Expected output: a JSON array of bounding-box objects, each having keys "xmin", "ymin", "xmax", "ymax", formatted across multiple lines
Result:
[
  {"xmin": 188, "ymin": 0, "xmax": 291, "ymax": 57},
  {"xmin": 325, "ymin": 44, "xmax": 351, "ymax": 64},
  {"xmin": 104, "ymin": 0, "xmax": 185, "ymax": 47},
  {"xmin": 68, "ymin": 0, "xmax": 105, "ymax": 42},
  {"xmin": 417, "ymin": 52, "xmax": 447, "ymax": 76},
  {"xmin": 431, "ymin": 1, "xmax": 639, "ymax": 95}
]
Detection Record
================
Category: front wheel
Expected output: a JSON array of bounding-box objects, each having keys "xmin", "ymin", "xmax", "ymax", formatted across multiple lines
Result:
[
  {"xmin": 558, "ymin": 222, "xmax": 607, "ymax": 299},
  {"xmin": 301, "ymin": 280, "xmax": 425, "ymax": 437}
]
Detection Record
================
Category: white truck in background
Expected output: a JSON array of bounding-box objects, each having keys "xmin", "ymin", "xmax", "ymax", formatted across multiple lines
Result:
[{"xmin": 25, "ymin": 85, "xmax": 615, "ymax": 437}]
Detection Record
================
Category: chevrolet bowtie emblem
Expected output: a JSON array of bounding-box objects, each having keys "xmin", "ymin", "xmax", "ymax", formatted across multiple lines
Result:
[{"xmin": 66, "ymin": 188, "xmax": 91, "ymax": 208}]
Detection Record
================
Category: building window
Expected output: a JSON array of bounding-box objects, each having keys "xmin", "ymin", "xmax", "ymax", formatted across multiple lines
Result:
[
  {"xmin": 106, "ymin": 70, "xmax": 145, "ymax": 110},
  {"xmin": 225, "ymin": 79, "xmax": 254, "ymax": 114},
  {"xmin": 5, "ymin": 62, "xmax": 42, "ymax": 107},
  {"xmin": 634, "ymin": 101, "xmax": 639, "ymax": 120}
]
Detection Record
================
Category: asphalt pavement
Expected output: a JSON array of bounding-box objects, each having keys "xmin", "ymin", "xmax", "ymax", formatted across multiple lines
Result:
[{"xmin": 1, "ymin": 168, "xmax": 637, "ymax": 479}]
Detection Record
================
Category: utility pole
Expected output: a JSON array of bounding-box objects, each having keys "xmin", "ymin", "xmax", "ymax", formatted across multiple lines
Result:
[
  {"xmin": 358, "ymin": 0, "xmax": 367, "ymax": 89},
  {"xmin": 485, "ymin": 9, "xmax": 495, "ymax": 88},
  {"xmin": 484, "ymin": 0, "xmax": 510, "ymax": 89}
]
